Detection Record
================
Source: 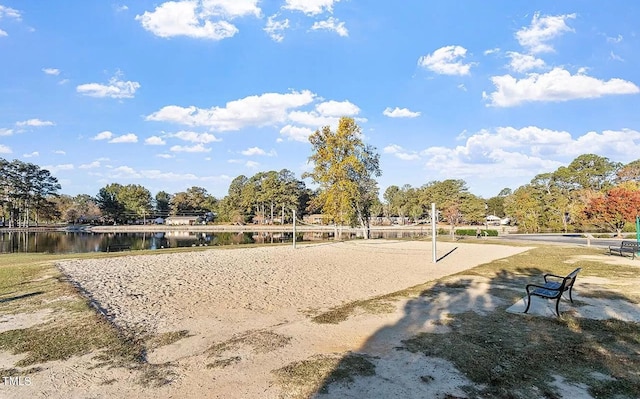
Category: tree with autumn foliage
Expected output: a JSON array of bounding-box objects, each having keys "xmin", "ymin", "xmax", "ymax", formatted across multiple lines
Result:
[
  {"xmin": 584, "ymin": 186, "xmax": 640, "ymax": 237},
  {"xmin": 304, "ymin": 117, "xmax": 381, "ymax": 239}
]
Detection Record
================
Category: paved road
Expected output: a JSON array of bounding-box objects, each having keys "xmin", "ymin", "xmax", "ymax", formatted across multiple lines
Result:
[{"xmin": 497, "ymin": 233, "xmax": 637, "ymax": 249}]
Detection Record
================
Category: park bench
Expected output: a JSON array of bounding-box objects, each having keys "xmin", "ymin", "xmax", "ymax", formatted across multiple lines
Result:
[
  {"xmin": 106, "ymin": 244, "xmax": 131, "ymax": 252},
  {"xmin": 523, "ymin": 267, "xmax": 581, "ymax": 317},
  {"xmin": 608, "ymin": 241, "xmax": 638, "ymax": 260}
]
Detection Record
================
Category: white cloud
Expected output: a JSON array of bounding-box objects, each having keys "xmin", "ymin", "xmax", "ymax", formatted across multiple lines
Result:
[
  {"xmin": 79, "ymin": 161, "xmax": 101, "ymax": 169},
  {"xmin": 146, "ymin": 90, "xmax": 316, "ymax": 130},
  {"xmin": 283, "ymin": 0, "xmax": 341, "ymax": 15},
  {"xmin": 506, "ymin": 51, "xmax": 546, "ymax": 73},
  {"xmin": 563, "ymin": 129, "xmax": 640, "ymax": 158},
  {"xmin": 484, "ymin": 48, "xmax": 500, "ymax": 55},
  {"xmin": 145, "ymin": 136, "xmax": 167, "ymax": 145},
  {"xmin": 279, "ymin": 125, "xmax": 314, "ymax": 142},
  {"xmin": 157, "ymin": 153, "xmax": 175, "ymax": 159},
  {"xmin": 172, "ymin": 130, "xmax": 221, "ymax": 143},
  {"xmin": 516, "ymin": 12, "xmax": 575, "ymax": 54},
  {"xmin": 100, "ymin": 164, "xmax": 231, "ymax": 182},
  {"xmin": 53, "ymin": 150, "xmax": 66, "ymax": 155},
  {"xmin": 264, "ymin": 15, "xmax": 289, "ymax": 42},
  {"xmin": 240, "ymin": 147, "xmax": 276, "ymax": 156},
  {"xmin": 44, "ymin": 164, "xmax": 74, "ymax": 173},
  {"xmin": 109, "ymin": 133, "xmax": 138, "ymax": 143},
  {"xmin": 245, "ymin": 160, "xmax": 260, "ymax": 168},
  {"xmin": 23, "ymin": 151, "xmax": 39, "ymax": 158},
  {"xmin": 287, "ymin": 111, "xmax": 340, "ymax": 129},
  {"xmin": 607, "ymin": 34, "xmax": 623, "ymax": 44},
  {"xmin": 316, "ymin": 100, "xmax": 359, "ymax": 116},
  {"xmin": 170, "ymin": 144, "xmax": 211, "ymax": 152},
  {"xmin": 110, "ymin": 166, "xmax": 140, "ymax": 178},
  {"xmin": 0, "ymin": 128, "xmax": 13, "ymax": 136},
  {"xmin": 0, "ymin": 145, "xmax": 11, "ymax": 154},
  {"xmin": 42, "ymin": 68, "xmax": 60, "ymax": 76},
  {"xmin": 240, "ymin": 147, "xmax": 266, "ymax": 156},
  {"xmin": 418, "ymin": 45, "xmax": 473, "ymax": 76},
  {"xmin": 92, "ymin": 131, "xmax": 114, "ymax": 140},
  {"xmin": 310, "ymin": 17, "xmax": 348, "ymax": 37},
  {"xmin": 383, "ymin": 107, "xmax": 420, "ymax": 118},
  {"xmin": 383, "ymin": 144, "xmax": 420, "ymax": 161},
  {"xmin": 610, "ymin": 51, "xmax": 624, "ymax": 62},
  {"xmin": 418, "ymin": 126, "xmax": 640, "ymax": 186},
  {"xmin": 485, "ymin": 67, "xmax": 640, "ymax": 107},
  {"xmin": 114, "ymin": 4, "xmax": 129, "ymax": 12},
  {"xmin": 16, "ymin": 118, "xmax": 55, "ymax": 127},
  {"xmin": 136, "ymin": 0, "xmax": 261, "ymax": 40},
  {"xmin": 0, "ymin": 29, "xmax": 7, "ymax": 37},
  {"xmin": 457, "ymin": 84, "xmax": 467, "ymax": 91},
  {"xmin": 200, "ymin": 0, "xmax": 261, "ymax": 18},
  {"xmin": 287, "ymin": 99, "xmax": 362, "ymax": 130},
  {"xmin": 0, "ymin": 5, "xmax": 21, "ymax": 20},
  {"xmin": 77, "ymin": 73, "xmax": 140, "ymax": 99}
]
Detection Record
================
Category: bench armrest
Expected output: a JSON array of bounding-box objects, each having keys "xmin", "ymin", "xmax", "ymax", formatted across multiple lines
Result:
[
  {"xmin": 526, "ymin": 283, "xmax": 559, "ymax": 293},
  {"xmin": 543, "ymin": 273, "xmax": 565, "ymax": 282}
]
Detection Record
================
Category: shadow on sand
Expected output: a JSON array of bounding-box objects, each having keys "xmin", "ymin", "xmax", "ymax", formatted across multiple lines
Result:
[{"xmin": 309, "ymin": 265, "xmax": 640, "ymax": 398}]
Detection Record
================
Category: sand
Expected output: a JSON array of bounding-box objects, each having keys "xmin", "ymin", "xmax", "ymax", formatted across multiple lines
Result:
[{"xmin": 4, "ymin": 240, "xmax": 533, "ymax": 398}]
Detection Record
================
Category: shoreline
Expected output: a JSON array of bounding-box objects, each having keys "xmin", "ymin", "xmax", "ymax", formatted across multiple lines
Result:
[{"xmin": 2, "ymin": 223, "xmax": 513, "ymax": 234}]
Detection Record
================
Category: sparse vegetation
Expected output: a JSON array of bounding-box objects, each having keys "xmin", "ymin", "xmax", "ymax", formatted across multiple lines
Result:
[
  {"xmin": 207, "ymin": 329, "xmax": 292, "ymax": 356},
  {"xmin": 305, "ymin": 244, "xmax": 640, "ymax": 398},
  {"xmin": 274, "ymin": 352, "xmax": 376, "ymax": 398}
]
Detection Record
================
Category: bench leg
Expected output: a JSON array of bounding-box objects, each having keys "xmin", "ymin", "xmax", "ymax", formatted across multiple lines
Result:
[
  {"xmin": 568, "ymin": 286, "xmax": 574, "ymax": 303},
  {"xmin": 554, "ymin": 297, "xmax": 561, "ymax": 317},
  {"xmin": 523, "ymin": 293, "xmax": 532, "ymax": 314}
]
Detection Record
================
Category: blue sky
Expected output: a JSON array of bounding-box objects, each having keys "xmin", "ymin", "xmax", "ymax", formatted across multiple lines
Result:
[{"xmin": 1, "ymin": 1, "xmax": 639, "ymax": 200}]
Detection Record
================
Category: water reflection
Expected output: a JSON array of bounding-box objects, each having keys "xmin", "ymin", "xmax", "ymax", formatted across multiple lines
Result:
[
  {"xmin": 0, "ymin": 231, "xmax": 428, "ymax": 253},
  {"xmin": 0, "ymin": 230, "xmax": 426, "ymax": 254}
]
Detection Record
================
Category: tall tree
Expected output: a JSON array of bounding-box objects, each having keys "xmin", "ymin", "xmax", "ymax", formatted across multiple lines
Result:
[
  {"xmin": 304, "ymin": 117, "xmax": 381, "ymax": 238},
  {"xmin": 95, "ymin": 184, "xmax": 126, "ymax": 224},
  {"xmin": 616, "ymin": 159, "xmax": 640, "ymax": 185},
  {"xmin": 584, "ymin": 186, "xmax": 640, "ymax": 237},
  {"xmin": 554, "ymin": 154, "xmax": 621, "ymax": 192},
  {"xmin": 0, "ymin": 158, "xmax": 61, "ymax": 227},
  {"xmin": 154, "ymin": 191, "xmax": 172, "ymax": 217},
  {"xmin": 504, "ymin": 185, "xmax": 543, "ymax": 233}
]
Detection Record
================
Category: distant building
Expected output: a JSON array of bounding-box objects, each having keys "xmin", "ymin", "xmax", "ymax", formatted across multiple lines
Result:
[
  {"xmin": 303, "ymin": 214, "xmax": 326, "ymax": 225},
  {"xmin": 165, "ymin": 216, "xmax": 198, "ymax": 226}
]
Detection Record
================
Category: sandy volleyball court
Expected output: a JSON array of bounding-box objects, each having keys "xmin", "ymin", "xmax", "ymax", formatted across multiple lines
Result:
[
  {"xmin": 8, "ymin": 240, "xmax": 531, "ymax": 398},
  {"xmin": 57, "ymin": 240, "xmax": 526, "ymax": 338}
]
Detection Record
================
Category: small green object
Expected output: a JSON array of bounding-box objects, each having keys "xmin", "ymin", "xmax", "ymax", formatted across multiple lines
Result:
[{"xmin": 636, "ymin": 216, "xmax": 640, "ymax": 256}]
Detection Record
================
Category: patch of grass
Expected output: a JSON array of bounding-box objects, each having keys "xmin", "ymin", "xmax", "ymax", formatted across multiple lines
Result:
[
  {"xmin": 274, "ymin": 352, "xmax": 376, "ymax": 398},
  {"xmin": 207, "ymin": 329, "xmax": 291, "ymax": 356},
  {"xmin": 206, "ymin": 356, "xmax": 242, "ymax": 369},
  {"xmin": 145, "ymin": 330, "xmax": 191, "ymax": 351},
  {"xmin": 0, "ymin": 251, "xmax": 187, "ymax": 388},
  {"xmin": 401, "ymin": 309, "xmax": 640, "ymax": 399},
  {"xmin": 0, "ymin": 314, "xmax": 129, "ymax": 367}
]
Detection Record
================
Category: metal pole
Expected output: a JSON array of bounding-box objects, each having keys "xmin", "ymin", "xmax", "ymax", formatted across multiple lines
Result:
[
  {"xmin": 432, "ymin": 203, "xmax": 437, "ymax": 263},
  {"xmin": 293, "ymin": 209, "xmax": 297, "ymax": 249}
]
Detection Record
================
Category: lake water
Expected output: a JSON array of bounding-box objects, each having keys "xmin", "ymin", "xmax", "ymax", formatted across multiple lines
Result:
[{"xmin": 0, "ymin": 230, "xmax": 426, "ymax": 254}]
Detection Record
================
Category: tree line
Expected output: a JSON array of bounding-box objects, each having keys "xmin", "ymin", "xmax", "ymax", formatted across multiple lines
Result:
[{"xmin": 2, "ymin": 117, "xmax": 640, "ymax": 235}]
